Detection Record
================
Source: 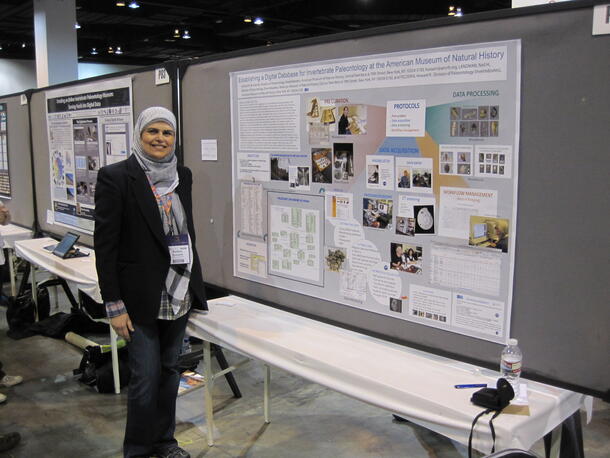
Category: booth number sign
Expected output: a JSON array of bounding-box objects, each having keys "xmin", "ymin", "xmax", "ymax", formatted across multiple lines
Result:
[{"xmin": 155, "ymin": 67, "xmax": 171, "ymax": 85}]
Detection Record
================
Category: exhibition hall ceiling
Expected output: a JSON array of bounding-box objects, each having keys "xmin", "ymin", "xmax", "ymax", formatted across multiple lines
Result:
[{"xmin": 1, "ymin": 0, "xmax": 510, "ymax": 65}]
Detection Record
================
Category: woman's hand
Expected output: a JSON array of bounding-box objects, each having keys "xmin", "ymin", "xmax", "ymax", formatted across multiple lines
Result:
[{"xmin": 110, "ymin": 313, "xmax": 135, "ymax": 341}]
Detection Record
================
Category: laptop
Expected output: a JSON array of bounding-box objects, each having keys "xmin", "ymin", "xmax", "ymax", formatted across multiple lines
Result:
[{"xmin": 44, "ymin": 232, "xmax": 89, "ymax": 259}]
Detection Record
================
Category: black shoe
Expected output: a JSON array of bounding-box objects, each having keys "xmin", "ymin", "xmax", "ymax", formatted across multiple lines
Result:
[
  {"xmin": 0, "ymin": 431, "xmax": 21, "ymax": 452},
  {"xmin": 156, "ymin": 445, "xmax": 190, "ymax": 458}
]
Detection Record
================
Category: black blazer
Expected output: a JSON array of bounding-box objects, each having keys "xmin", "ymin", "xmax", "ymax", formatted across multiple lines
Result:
[{"xmin": 94, "ymin": 154, "xmax": 207, "ymax": 324}]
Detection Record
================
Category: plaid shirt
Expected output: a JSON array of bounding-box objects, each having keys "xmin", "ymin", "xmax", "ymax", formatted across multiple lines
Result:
[{"xmin": 105, "ymin": 289, "xmax": 191, "ymax": 320}]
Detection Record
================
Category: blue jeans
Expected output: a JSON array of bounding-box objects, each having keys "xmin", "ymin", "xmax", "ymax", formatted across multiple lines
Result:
[{"xmin": 123, "ymin": 313, "xmax": 189, "ymax": 458}]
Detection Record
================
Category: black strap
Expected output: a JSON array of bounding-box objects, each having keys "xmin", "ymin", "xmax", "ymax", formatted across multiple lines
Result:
[
  {"xmin": 468, "ymin": 408, "xmax": 493, "ymax": 458},
  {"xmin": 489, "ymin": 409, "xmax": 502, "ymax": 453}
]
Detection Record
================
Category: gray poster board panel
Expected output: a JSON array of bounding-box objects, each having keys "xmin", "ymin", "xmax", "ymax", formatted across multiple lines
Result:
[
  {"xmin": 0, "ymin": 95, "xmax": 34, "ymax": 227},
  {"xmin": 187, "ymin": 7, "xmax": 610, "ymax": 395},
  {"xmin": 30, "ymin": 69, "xmax": 173, "ymax": 246}
]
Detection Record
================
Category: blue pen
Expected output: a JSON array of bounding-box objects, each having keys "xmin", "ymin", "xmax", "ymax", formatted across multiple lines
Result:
[{"xmin": 454, "ymin": 383, "xmax": 487, "ymax": 389}]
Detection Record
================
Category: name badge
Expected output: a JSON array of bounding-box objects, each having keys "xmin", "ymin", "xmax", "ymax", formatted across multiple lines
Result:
[{"xmin": 167, "ymin": 234, "xmax": 190, "ymax": 265}]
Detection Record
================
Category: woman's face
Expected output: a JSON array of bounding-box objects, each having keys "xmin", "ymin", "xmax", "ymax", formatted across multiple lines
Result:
[
  {"xmin": 343, "ymin": 107, "xmax": 349, "ymax": 115},
  {"xmin": 140, "ymin": 121, "xmax": 175, "ymax": 160},
  {"xmin": 407, "ymin": 248, "xmax": 414, "ymax": 256}
]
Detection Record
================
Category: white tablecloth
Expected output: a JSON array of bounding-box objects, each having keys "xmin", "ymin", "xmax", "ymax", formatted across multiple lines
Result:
[
  {"xmin": 187, "ymin": 295, "xmax": 591, "ymax": 453},
  {"xmin": 0, "ymin": 224, "xmax": 33, "ymax": 249},
  {"xmin": 14, "ymin": 237, "xmax": 102, "ymax": 303}
]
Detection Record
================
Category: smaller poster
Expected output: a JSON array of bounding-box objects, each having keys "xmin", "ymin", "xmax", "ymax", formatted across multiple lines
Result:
[
  {"xmin": 326, "ymin": 192, "xmax": 353, "ymax": 220},
  {"xmin": 46, "ymin": 77, "xmax": 133, "ymax": 233},
  {"xmin": 395, "ymin": 157, "xmax": 433, "ymax": 194},
  {"xmin": 237, "ymin": 238, "xmax": 268, "ymax": 278},
  {"xmin": 238, "ymin": 153, "xmax": 270, "ymax": 182},
  {"xmin": 439, "ymin": 144, "xmax": 474, "ymax": 176},
  {"xmin": 475, "ymin": 145, "xmax": 512, "ymax": 178},
  {"xmin": 366, "ymin": 155, "xmax": 394, "ymax": 190},
  {"xmin": 386, "ymin": 100, "xmax": 426, "ymax": 137}
]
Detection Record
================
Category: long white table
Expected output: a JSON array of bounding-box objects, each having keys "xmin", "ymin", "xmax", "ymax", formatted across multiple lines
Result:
[
  {"xmin": 0, "ymin": 223, "xmax": 33, "ymax": 297},
  {"xmin": 13, "ymin": 237, "xmax": 121, "ymax": 394},
  {"xmin": 187, "ymin": 295, "xmax": 592, "ymax": 455}
]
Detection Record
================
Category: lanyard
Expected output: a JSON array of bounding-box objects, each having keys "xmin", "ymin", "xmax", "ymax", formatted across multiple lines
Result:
[{"xmin": 147, "ymin": 178, "xmax": 175, "ymax": 235}]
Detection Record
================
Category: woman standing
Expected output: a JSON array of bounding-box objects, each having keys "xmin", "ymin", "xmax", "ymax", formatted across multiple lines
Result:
[
  {"xmin": 338, "ymin": 106, "xmax": 350, "ymax": 135},
  {"xmin": 95, "ymin": 107, "xmax": 207, "ymax": 458}
]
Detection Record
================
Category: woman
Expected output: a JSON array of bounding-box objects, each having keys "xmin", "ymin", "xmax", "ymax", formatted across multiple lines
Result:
[
  {"xmin": 492, "ymin": 221, "xmax": 509, "ymax": 253},
  {"xmin": 95, "ymin": 107, "xmax": 207, "ymax": 458},
  {"xmin": 405, "ymin": 248, "xmax": 417, "ymax": 262},
  {"xmin": 338, "ymin": 106, "xmax": 350, "ymax": 135}
]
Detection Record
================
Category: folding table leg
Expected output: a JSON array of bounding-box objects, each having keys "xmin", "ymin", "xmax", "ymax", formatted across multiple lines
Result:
[
  {"xmin": 8, "ymin": 250, "xmax": 16, "ymax": 297},
  {"xmin": 109, "ymin": 326, "xmax": 120, "ymax": 394},
  {"xmin": 544, "ymin": 411, "xmax": 584, "ymax": 458},
  {"xmin": 212, "ymin": 344, "xmax": 242, "ymax": 398},
  {"xmin": 203, "ymin": 340, "xmax": 215, "ymax": 446},
  {"xmin": 264, "ymin": 364, "xmax": 271, "ymax": 424},
  {"xmin": 546, "ymin": 424, "xmax": 562, "ymax": 458},
  {"xmin": 31, "ymin": 265, "xmax": 38, "ymax": 319}
]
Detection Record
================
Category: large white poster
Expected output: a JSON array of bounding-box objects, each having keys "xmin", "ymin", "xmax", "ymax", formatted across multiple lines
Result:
[
  {"xmin": 231, "ymin": 41, "xmax": 521, "ymax": 343},
  {"xmin": 46, "ymin": 78, "xmax": 133, "ymax": 233}
]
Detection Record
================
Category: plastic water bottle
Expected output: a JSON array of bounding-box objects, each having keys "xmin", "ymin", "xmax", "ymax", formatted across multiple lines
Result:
[{"xmin": 500, "ymin": 338, "xmax": 522, "ymax": 396}]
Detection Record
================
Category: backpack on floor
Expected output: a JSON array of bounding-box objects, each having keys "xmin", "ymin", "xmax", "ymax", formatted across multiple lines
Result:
[
  {"xmin": 74, "ymin": 344, "xmax": 130, "ymax": 393},
  {"xmin": 6, "ymin": 286, "xmax": 50, "ymax": 339}
]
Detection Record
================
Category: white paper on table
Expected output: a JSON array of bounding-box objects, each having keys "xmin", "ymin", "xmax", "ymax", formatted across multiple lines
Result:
[{"xmin": 511, "ymin": 383, "xmax": 529, "ymax": 406}]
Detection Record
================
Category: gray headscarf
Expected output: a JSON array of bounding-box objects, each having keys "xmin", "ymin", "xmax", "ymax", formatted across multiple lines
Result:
[{"xmin": 132, "ymin": 106, "xmax": 178, "ymax": 191}]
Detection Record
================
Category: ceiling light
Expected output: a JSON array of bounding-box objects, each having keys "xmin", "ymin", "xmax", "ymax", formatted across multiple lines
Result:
[
  {"xmin": 115, "ymin": 46, "xmax": 123, "ymax": 55},
  {"xmin": 21, "ymin": 42, "xmax": 26, "ymax": 48},
  {"xmin": 91, "ymin": 47, "xmax": 98, "ymax": 55},
  {"xmin": 182, "ymin": 29, "xmax": 191, "ymax": 39},
  {"xmin": 253, "ymin": 17, "xmax": 264, "ymax": 25},
  {"xmin": 75, "ymin": 22, "xmax": 81, "ymax": 29},
  {"xmin": 455, "ymin": 7, "xmax": 463, "ymax": 17},
  {"xmin": 108, "ymin": 46, "xmax": 114, "ymax": 54},
  {"xmin": 116, "ymin": 1, "xmax": 126, "ymax": 6},
  {"xmin": 0, "ymin": 45, "xmax": 3, "ymax": 51},
  {"xmin": 243, "ymin": 17, "xmax": 252, "ymax": 23},
  {"xmin": 128, "ymin": 1, "xmax": 140, "ymax": 9},
  {"xmin": 448, "ymin": 6, "xmax": 456, "ymax": 16},
  {"xmin": 173, "ymin": 28, "xmax": 180, "ymax": 38}
]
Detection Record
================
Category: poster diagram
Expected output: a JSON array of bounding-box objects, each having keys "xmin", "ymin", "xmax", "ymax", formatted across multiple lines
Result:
[
  {"xmin": 45, "ymin": 78, "xmax": 132, "ymax": 233},
  {"xmin": 231, "ymin": 40, "xmax": 521, "ymax": 343},
  {"xmin": 0, "ymin": 104, "xmax": 11, "ymax": 198}
]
